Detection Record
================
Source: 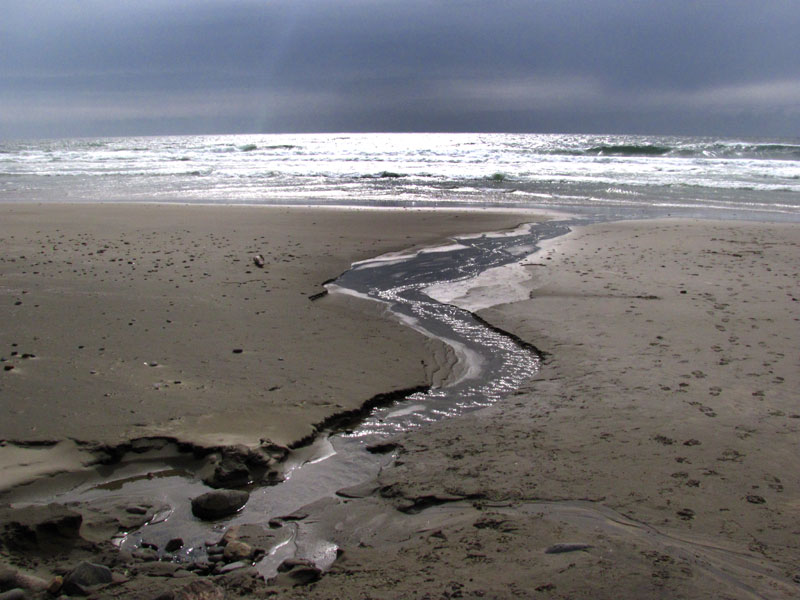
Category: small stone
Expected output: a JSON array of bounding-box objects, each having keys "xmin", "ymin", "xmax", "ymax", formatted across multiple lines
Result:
[
  {"xmin": 232, "ymin": 348, "xmax": 243, "ymax": 354},
  {"xmin": 221, "ymin": 525, "xmax": 241, "ymax": 545},
  {"xmin": 165, "ymin": 538, "xmax": 184, "ymax": 552},
  {"xmin": 191, "ymin": 490, "xmax": 249, "ymax": 520},
  {"xmin": 746, "ymin": 494, "xmax": 766, "ymax": 504},
  {"xmin": 676, "ymin": 508, "xmax": 695, "ymax": 520},
  {"xmin": 63, "ymin": 561, "xmax": 113, "ymax": 595},
  {"xmin": 219, "ymin": 561, "xmax": 247, "ymax": 574},
  {"xmin": 132, "ymin": 547, "xmax": 159, "ymax": 562},
  {"xmin": 272, "ymin": 558, "xmax": 322, "ymax": 587},
  {"xmin": 47, "ymin": 576, "xmax": 63, "ymax": 595},
  {"xmin": 201, "ymin": 455, "xmax": 251, "ymax": 488},
  {"xmin": 0, "ymin": 589, "xmax": 26, "ymax": 600},
  {"xmin": 223, "ymin": 541, "xmax": 253, "ymax": 562}
]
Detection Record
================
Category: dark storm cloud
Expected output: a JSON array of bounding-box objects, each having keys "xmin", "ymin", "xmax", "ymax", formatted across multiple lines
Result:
[{"xmin": 2, "ymin": 0, "xmax": 799, "ymax": 138}]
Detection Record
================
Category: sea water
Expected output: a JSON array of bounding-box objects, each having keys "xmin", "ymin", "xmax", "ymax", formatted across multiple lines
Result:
[{"xmin": 1, "ymin": 133, "xmax": 799, "ymax": 220}]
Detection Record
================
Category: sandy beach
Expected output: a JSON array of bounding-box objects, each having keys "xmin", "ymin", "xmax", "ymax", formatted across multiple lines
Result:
[
  {"xmin": 279, "ymin": 219, "xmax": 800, "ymax": 599},
  {"xmin": 0, "ymin": 203, "xmax": 533, "ymax": 486},
  {"xmin": 2, "ymin": 208, "xmax": 799, "ymax": 599}
]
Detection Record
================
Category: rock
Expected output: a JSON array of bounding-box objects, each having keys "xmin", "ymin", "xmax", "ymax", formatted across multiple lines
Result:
[
  {"xmin": 219, "ymin": 561, "xmax": 247, "ymax": 573},
  {"xmin": 253, "ymin": 254, "xmax": 265, "ymax": 268},
  {"xmin": 0, "ymin": 589, "xmax": 26, "ymax": 600},
  {"xmin": 132, "ymin": 547, "xmax": 159, "ymax": 562},
  {"xmin": 0, "ymin": 503, "xmax": 82, "ymax": 551},
  {"xmin": 0, "ymin": 565, "xmax": 48, "ymax": 592},
  {"xmin": 221, "ymin": 525, "xmax": 241, "ymax": 544},
  {"xmin": 201, "ymin": 455, "xmax": 251, "ymax": 488},
  {"xmin": 47, "ymin": 575, "xmax": 63, "ymax": 595},
  {"xmin": 165, "ymin": 537, "xmax": 184, "ymax": 552},
  {"xmin": 223, "ymin": 540, "xmax": 253, "ymax": 562},
  {"xmin": 336, "ymin": 481, "xmax": 380, "ymax": 499},
  {"xmin": 62, "ymin": 561, "xmax": 113, "ymax": 595},
  {"xmin": 271, "ymin": 558, "xmax": 322, "ymax": 587},
  {"xmin": 746, "ymin": 494, "xmax": 766, "ymax": 504},
  {"xmin": 191, "ymin": 490, "xmax": 249, "ymax": 520}
]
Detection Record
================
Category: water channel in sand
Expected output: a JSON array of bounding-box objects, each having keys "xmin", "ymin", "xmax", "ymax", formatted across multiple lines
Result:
[{"xmin": 8, "ymin": 218, "xmax": 575, "ymax": 577}]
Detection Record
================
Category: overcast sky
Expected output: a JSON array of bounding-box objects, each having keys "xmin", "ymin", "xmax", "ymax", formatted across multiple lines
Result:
[{"xmin": 2, "ymin": 0, "xmax": 799, "ymax": 139}]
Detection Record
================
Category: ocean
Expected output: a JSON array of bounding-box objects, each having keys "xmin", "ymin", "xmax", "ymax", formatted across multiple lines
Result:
[{"xmin": 1, "ymin": 132, "xmax": 799, "ymax": 221}]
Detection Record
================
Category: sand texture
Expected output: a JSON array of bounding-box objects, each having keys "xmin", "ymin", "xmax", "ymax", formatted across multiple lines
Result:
[
  {"xmin": 276, "ymin": 219, "xmax": 800, "ymax": 599},
  {"xmin": 0, "ymin": 203, "xmax": 531, "ymax": 486},
  {"xmin": 2, "ymin": 213, "xmax": 799, "ymax": 599}
]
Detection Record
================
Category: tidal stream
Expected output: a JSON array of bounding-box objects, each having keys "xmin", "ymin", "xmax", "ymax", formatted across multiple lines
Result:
[{"xmin": 12, "ymin": 219, "xmax": 575, "ymax": 577}]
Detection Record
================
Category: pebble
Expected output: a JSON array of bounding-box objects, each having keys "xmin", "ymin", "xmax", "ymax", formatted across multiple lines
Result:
[
  {"xmin": 165, "ymin": 538, "xmax": 184, "ymax": 552},
  {"xmin": 223, "ymin": 541, "xmax": 253, "ymax": 562},
  {"xmin": 191, "ymin": 489, "xmax": 249, "ymax": 520},
  {"xmin": 132, "ymin": 548, "xmax": 159, "ymax": 562},
  {"xmin": 62, "ymin": 561, "xmax": 113, "ymax": 595},
  {"xmin": 219, "ymin": 561, "xmax": 248, "ymax": 574}
]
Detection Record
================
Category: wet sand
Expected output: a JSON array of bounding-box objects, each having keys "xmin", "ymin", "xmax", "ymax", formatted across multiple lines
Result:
[
  {"xmin": 280, "ymin": 219, "xmax": 800, "ymax": 599},
  {"xmin": 0, "ymin": 203, "xmax": 534, "ymax": 489}
]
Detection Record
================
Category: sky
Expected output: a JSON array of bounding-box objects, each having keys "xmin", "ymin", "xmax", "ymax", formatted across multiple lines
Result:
[{"xmin": 2, "ymin": 0, "xmax": 799, "ymax": 140}]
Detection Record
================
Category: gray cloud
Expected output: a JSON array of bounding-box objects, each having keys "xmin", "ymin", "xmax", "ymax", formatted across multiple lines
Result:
[{"xmin": 2, "ymin": 0, "xmax": 799, "ymax": 138}]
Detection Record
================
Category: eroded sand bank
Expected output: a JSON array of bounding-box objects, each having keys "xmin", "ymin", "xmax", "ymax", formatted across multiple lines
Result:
[
  {"xmin": 281, "ymin": 219, "xmax": 800, "ymax": 599},
  {"xmin": 0, "ymin": 203, "xmax": 534, "ymax": 489}
]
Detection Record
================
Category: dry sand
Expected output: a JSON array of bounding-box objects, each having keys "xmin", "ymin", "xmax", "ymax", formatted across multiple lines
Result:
[
  {"xmin": 0, "ymin": 203, "xmax": 533, "ymax": 489},
  {"xmin": 2, "ymin": 212, "xmax": 799, "ymax": 599},
  {"xmin": 278, "ymin": 219, "xmax": 800, "ymax": 600}
]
